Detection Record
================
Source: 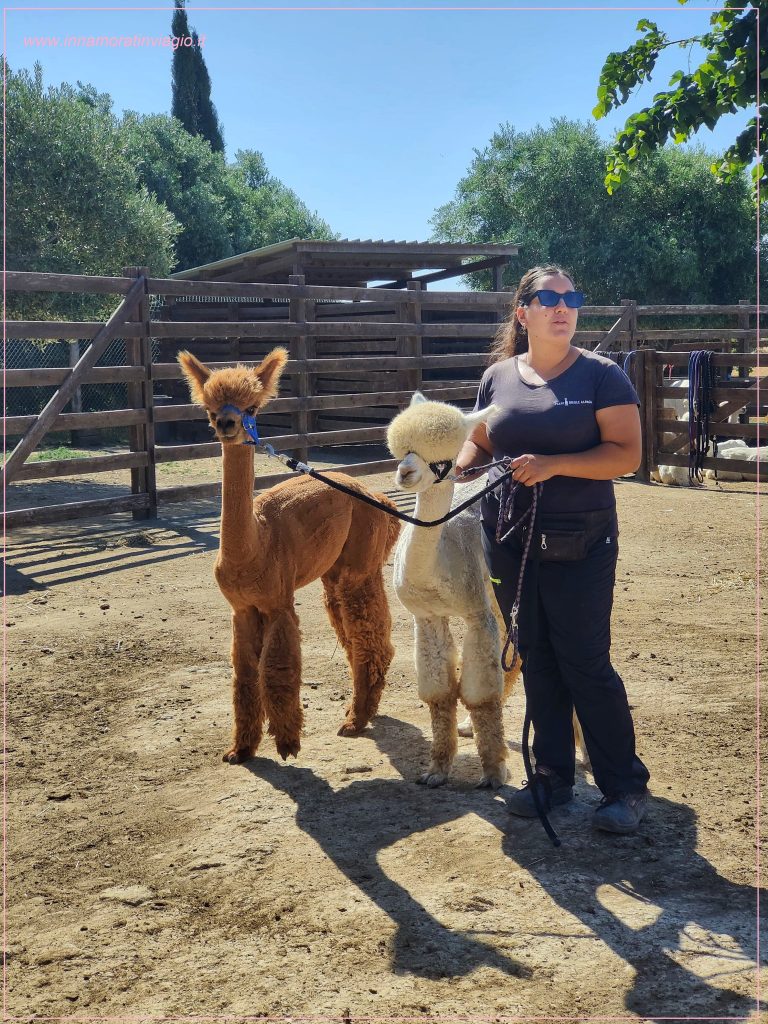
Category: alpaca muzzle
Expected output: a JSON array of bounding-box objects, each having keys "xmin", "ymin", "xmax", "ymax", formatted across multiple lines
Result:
[{"xmin": 219, "ymin": 404, "xmax": 261, "ymax": 444}]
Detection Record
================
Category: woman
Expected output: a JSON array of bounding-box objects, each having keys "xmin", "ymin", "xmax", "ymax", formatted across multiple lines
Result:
[{"xmin": 455, "ymin": 266, "xmax": 650, "ymax": 834}]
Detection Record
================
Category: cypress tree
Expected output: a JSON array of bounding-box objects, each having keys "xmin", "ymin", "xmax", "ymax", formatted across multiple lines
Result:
[
  {"xmin": 171, "ymin": 2, "xmax": 197, "ymax": 133},
  {"xmin": 170, "ymin": 1, "xmax": 224, "ymax": 153},
  {"xmin": 191, "ymin": 36, "xmax": 224, "ymax": 153}
]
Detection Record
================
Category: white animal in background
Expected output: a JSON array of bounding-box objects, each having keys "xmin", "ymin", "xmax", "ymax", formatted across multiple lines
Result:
[
  {"xmin": 654, "ymin": 424, "xmax": 763, "ymax": 484},
  {"xmin": 664, "ymin": 378, "xmax": 691, "ymax": 421},
  {"xmin": 662, "ymin": 378, "xmax": 742, "ymax": 425},
  {"xmin": 651, "ymin": 463, "xmax": 690, "ymax": 486},
  {"xmin": 652, "ymin": 407, "xmax": 691, "ymax": 485},
  {"xmin": 704, "ymin": 439, "xmax": 767, "ymax": 481}
]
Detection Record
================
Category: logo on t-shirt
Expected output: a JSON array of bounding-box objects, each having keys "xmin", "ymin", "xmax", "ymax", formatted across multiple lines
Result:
[{"xmin": 553, "ymin": 397, "xmax": 593, "ymax": 407}]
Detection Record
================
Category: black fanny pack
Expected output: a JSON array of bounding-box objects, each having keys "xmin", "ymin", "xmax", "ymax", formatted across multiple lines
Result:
[
  {"xmin": 514, "ymin": 509, "xmax": 617, "ymax": 562},
  {"xmin": 539, "ymin": 510, "xmax": 617, "ymax": 561}
]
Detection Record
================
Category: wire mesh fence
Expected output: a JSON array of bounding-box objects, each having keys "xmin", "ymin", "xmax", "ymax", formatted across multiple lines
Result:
[{"xmin": 5, "ymin": 336, "xmax": 160, "ymax": 447}]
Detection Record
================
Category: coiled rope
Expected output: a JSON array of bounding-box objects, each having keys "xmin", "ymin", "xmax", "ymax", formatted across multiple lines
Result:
[{"xmin": 688, "ymin": 351, "xmax": 715, "ymax": 484}]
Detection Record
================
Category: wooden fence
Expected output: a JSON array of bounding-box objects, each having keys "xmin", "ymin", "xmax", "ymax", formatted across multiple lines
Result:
[
  {"xmin": 632, "ymin": 349, "xmax": 765, "ymax": 482},
  {"xmin": 3, "ymin": 269, "xmax": 765, "ymax": 529}
]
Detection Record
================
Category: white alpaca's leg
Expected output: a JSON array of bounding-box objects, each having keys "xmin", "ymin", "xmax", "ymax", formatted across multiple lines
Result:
[
  {"xmin": 457, "ymin": 715, "xmax": 474, "ymax": 737},
  {"xmin": 573, "ymin": 713, "xmax": 592, "ymax": 773},
  {"xmin": 459, "ymin": 612, "xmax": 508, "ymax": 788},
  {"xmin": 458, "ymin": 599, "xmax": 520, "ymax": 737},
  {"xmin": 414, "ymin": 616, "xmax": 459, "ymax": 788}
]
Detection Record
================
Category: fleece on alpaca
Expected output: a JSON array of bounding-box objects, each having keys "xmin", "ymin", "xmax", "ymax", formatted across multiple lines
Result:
[
  {"xmin": 387, "ymin": 394, "xmax": 519, "ymax": 789},
  {"xmin": 387, "ymin": 400, "xmax": 470, "ymax": 464},
  {"xmin": 178, "ymin": 348, "xmax": 400, "ymax": 764}
]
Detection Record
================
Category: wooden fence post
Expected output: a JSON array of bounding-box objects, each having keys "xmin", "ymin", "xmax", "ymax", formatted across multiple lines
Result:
[
  {"xmin": 68, "ymin": 340, "xmax": 83, "ymax": 447},
  {"xmin": 123, "ymin": 266, "xmax": 156, "ymax": 519},
  {"xmin": 228, "ymin": 303, "xmax": 241, "ymax": 363},
  {"xmin": 398, "ymin": 280, "xmax": 422, "ymax": 394},
  {"xmin": 289, "ymin": 274, "xmax": 314, "ymax": 463},
  {"xmin": 620, "ymin": 299, "xmax": 637, "ymax": 352},
  {"xmin": 491, "ymin": 263, "xmax": 504, "ymax": 296},
  {"xmin": 738, "ymin": 299, "xmax": 751, "ymax": 380},
  {"xmin": 635, "ymin": 348, "xmax": 657, "ymax": 482}
]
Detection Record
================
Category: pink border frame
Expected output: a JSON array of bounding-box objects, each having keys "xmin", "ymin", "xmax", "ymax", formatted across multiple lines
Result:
[{"xmin": 1, "ymin": 4, "xmax": 762, "ymax": 1022}]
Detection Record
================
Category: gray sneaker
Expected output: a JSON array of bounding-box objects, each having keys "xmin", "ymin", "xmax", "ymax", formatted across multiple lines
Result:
[
  {"xmin": 506, "ymin": 769, "xmax": 573, "ymax": 818},
  {"xmin": 593, "ymin": 790, "xmax": 649, "ymax": 834}
]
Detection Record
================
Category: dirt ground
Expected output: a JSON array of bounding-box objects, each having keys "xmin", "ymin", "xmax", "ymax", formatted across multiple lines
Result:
[{"xmin": 4, "ymin": 458, "xmax": 765, "ymax": 1023}]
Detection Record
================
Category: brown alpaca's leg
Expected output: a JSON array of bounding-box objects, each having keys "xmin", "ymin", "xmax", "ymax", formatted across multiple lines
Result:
[
  {"xmin": 336, "ymin": 570, "xmax": 394, "ymax": 736},
  {"xmin": 321, "ymin": 575, "xmax": 350, "ymax": 651},
  {"xmin": 260, "ymin": 607, "xmax": 303, "ymax": 760},
  {"xmin": 322, "ymin": 575, "xmax": 360, "ymax": 726},
  {"xmin": 224, "ymin": 608, "xmax": 266, "ymax": 765},
  {"xmin": 466, "ymin": 696, "xmax": 509, "ymax": 789}
]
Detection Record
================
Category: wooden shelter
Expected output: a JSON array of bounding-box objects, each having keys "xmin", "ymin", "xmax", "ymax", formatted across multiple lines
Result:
[{"xmin": 169, "ymin": 238, "xmax": 519, "ymax": 289}]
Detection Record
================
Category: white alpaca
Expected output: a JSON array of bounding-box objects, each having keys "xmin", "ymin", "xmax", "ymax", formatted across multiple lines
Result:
[
  {"xmin": 387, "ymin": 393, "xmax": 520, "ymax": 789},
  {"xmin": 704, "ymin": 439, "xmax": 767, "ymax": 481},
  {"xmin": 652, "ymin": 407, "xmax": 691, "ymax": 485}
]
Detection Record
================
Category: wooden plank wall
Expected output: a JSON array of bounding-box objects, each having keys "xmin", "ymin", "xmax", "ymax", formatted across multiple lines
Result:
[{"xmin": 4, "ymin": 270, "xmax": 766, "ymax": 527}]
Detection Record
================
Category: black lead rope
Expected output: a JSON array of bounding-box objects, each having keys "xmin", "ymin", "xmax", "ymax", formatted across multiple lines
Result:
[
  {"xmin": 236, "ymin": 405, "xmax": 513, "ymax": 527},
  {"xmin": 521, "ymin": 552, "xmax": 562, "ymax": 849},
  {"xmin": 497, "ymin": 482, "xmax": 541, "ymax": 673},
  {"xmin": 688, "ymin": 350, "xmax": 715, "ymax": 484},
  {"xmin": 237, "ymin": 405, "xmax": 560, "ymax": 845},
  {"xmin": 281, "ymin": 455, "xmax": 515, "ymax": 527},
  {"xmin": 495, "ymin": 481, "xmax": 561, "ymax": 848},
  {"xmin": 522, "ymin": 707, "xmax": 561, "ymax": 848}
]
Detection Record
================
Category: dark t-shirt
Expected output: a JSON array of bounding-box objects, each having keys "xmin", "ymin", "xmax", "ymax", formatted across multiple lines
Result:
[{"xmin": 474, "ymin": 350, "xmax": 639, "ymax": 519}]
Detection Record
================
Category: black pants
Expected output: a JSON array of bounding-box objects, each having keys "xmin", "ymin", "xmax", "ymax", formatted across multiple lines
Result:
[{"xmin": 481, "ymin": 519, "xmax": 650, "ymax": 798}]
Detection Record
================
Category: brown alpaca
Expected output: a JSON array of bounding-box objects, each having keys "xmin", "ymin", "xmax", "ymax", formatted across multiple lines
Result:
[{"xmin": 178, "ymin": 348, "xmax": 400, "ymax": 763}]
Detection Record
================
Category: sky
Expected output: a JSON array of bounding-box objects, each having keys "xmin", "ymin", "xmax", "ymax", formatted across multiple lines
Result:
[{"xmin": 5, "ymin": 2, "xmax": 753, "ymax": 249}]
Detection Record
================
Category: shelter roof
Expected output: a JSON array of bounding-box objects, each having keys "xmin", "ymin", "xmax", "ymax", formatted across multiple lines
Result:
[{"xmin": 169, "ymin": 238, "xmax": 519, "ymax": 288}]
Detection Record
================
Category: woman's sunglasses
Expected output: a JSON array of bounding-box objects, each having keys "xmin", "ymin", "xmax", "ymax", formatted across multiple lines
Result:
[{"xmin": 527, "ymin": 289, "xmax": 585, "ymax": 309}]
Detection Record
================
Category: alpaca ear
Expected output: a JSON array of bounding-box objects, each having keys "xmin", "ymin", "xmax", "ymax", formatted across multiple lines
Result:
[
  {"xmin": 253, "ymin": 347, "xmax": 288, "ymax": 401},
  {"xmin": 178, "ymin": 351, "xmax": 211, "ymax": 406},
  {"xmin": 463, "ymin": 403, "xmax": 500, "ymax": 431},
  {"xmin": 409, "ymin": 391, "xmax": 428, "ymax": 407}
]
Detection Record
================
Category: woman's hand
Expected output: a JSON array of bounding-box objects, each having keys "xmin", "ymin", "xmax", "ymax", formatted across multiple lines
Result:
[{"xmin": 510, "ymin": 453, "xmax": 557, "ymax": 486}]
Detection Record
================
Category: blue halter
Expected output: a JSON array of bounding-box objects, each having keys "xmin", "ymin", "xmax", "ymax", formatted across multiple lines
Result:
[{"xmin": 220, "ymin": 403, "xmax": 261, "ymax": 446}]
